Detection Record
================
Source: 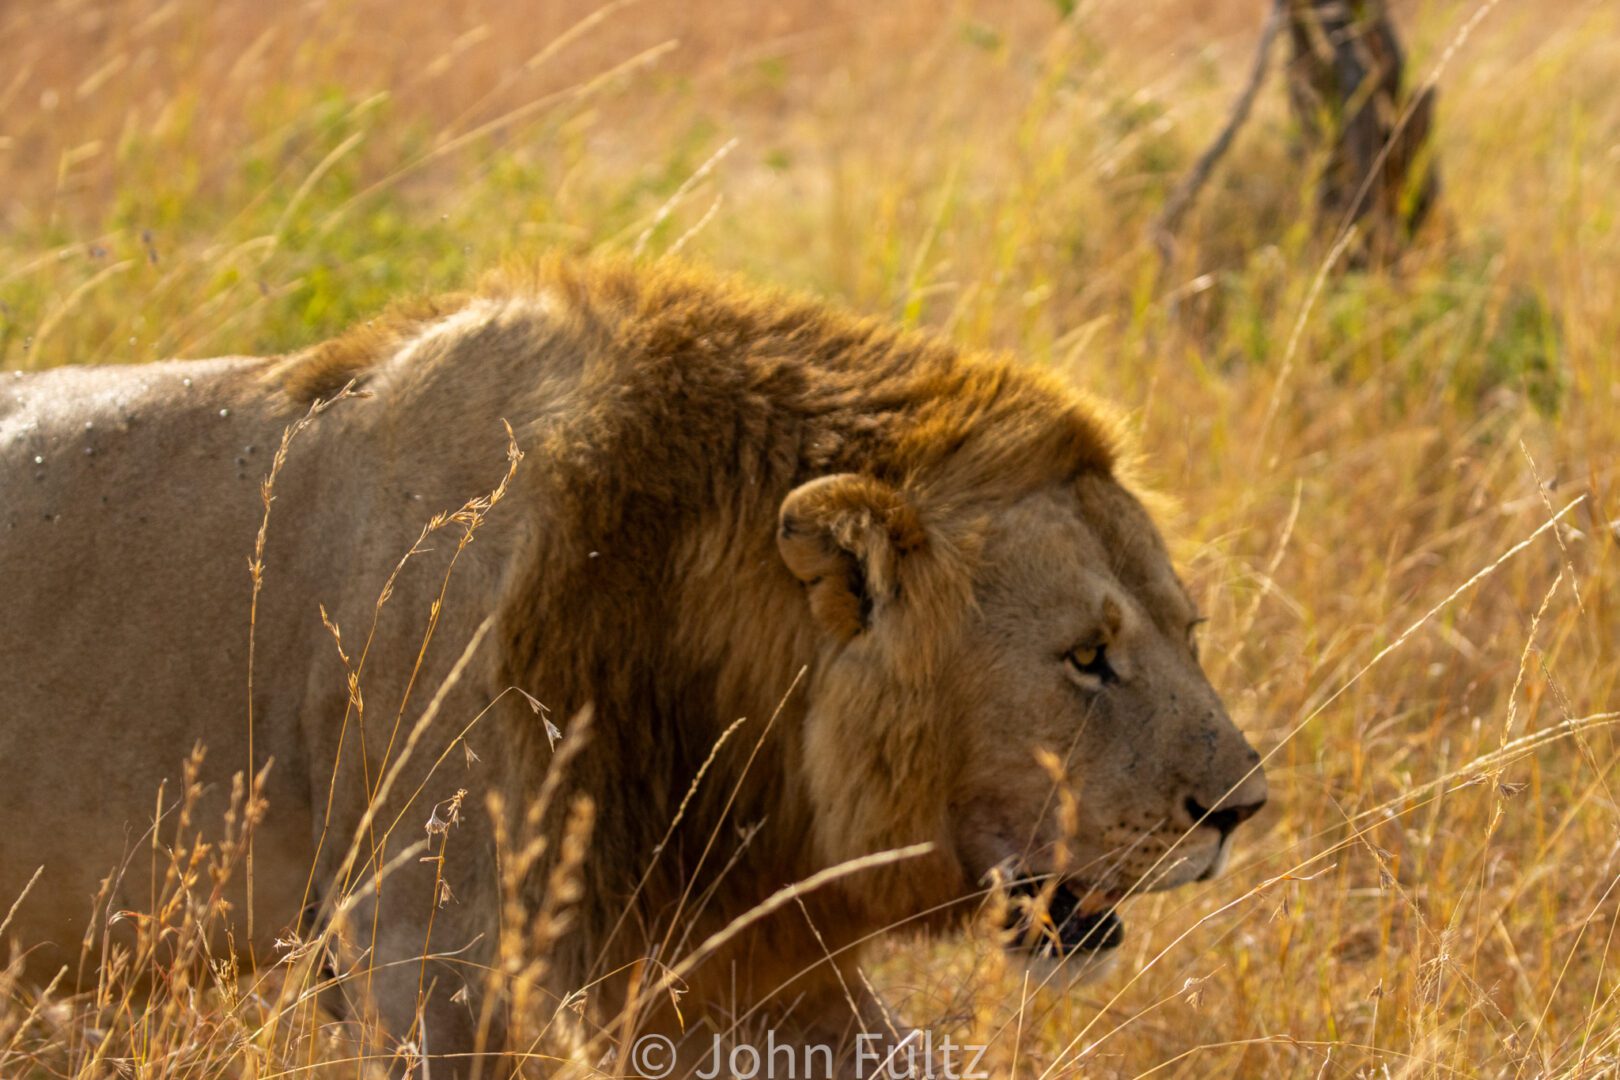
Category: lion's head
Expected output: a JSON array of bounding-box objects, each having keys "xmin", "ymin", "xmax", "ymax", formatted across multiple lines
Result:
[{"xmin": 777, "ymin": 463, "xmax": 1266, "ymax": 970}]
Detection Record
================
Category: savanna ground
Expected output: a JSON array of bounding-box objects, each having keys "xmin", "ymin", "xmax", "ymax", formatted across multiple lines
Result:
[{"xmin": 2, "ymin": 0, "xmax": 1618, "ymax": 1076}]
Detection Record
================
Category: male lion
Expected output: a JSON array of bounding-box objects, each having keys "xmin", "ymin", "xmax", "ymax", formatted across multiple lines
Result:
[{"xmin": 0, "ymin": 259, "xmax": 1266, "ymax": 1074}]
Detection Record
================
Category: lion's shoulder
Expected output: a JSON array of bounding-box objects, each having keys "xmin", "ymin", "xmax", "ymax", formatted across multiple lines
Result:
[{"xmin": 265, "ymin": 293, "xmax": 471, "ymax": 403}]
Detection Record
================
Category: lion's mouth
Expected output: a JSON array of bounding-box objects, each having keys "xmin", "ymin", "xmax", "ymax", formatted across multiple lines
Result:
[{"xmin": 1003, "ymin": 877, "xmax": 1125, "ymax": 957}]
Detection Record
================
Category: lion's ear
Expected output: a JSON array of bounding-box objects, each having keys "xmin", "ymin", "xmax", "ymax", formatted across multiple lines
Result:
[{"xmin": 777, "ymin": 473, "xmax": 924, "ymax": 641}]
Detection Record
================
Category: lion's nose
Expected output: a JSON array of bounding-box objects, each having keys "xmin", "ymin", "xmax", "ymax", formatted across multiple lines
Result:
[{"xmin": 1184, "ymin": 789, "xmax": 1266, "ymax": 839}]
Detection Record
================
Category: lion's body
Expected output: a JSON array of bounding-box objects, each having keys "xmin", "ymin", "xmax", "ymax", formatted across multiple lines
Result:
[
  {"xmin": 2, "ymin": 357, "xmax": 324, "ymax": 963},
  {"xmin": 0, "ymin": 259, "xmax": 1265, "ymax": 1072},
  {"xmin": 1, "ymin": 351, "xmax": 526, "ymax": 1054}
]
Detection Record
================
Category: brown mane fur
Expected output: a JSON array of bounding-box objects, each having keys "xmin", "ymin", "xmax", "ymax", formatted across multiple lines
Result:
[{"xmin": 278, "ymin": 259, "xmax": 1120, "ymax": 469}]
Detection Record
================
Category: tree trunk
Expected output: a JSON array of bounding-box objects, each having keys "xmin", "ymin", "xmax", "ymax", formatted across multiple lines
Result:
[{"xmin": 1285, "ymin": 0, "xmax": 1439, "ymax": 261}]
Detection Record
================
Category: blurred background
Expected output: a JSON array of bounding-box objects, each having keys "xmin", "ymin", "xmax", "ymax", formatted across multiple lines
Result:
[{"xmin": 3, "ymin": 0, "xmax": 1618, "ymax": 1076}]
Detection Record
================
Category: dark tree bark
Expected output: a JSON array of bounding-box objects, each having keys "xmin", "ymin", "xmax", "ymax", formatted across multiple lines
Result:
[{"xmin": 1285, "ymin": 0, "xmax": 1439, "ymax": 260}]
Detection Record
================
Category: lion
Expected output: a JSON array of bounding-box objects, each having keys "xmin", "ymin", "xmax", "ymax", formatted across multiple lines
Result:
[{"xmin": 0, "ymin": 258, "xmax": 1266, "ymax": 1074}]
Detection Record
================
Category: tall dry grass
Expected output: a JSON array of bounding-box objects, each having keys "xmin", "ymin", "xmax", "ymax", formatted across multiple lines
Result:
[{"xmin": 3, "ymin": 0, "xmax": 1619, "ymax": 1076}]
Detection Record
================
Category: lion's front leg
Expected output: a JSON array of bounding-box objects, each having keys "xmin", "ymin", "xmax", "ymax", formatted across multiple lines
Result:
[{"xmin": 321, "ymin": 844, "xmax": 502, "ymax": 1078}]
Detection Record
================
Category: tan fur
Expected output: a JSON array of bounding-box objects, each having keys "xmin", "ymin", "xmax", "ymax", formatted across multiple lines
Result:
[
  {"xmin": 265, "ymin": 291, "xmax": 470, "ymax": 402},
  {"xmin": 0, "ymin": 257, "xmax": 1264, "ymax": 1074}
]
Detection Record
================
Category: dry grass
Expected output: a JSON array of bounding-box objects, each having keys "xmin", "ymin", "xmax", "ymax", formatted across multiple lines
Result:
[{"xmin": 3, "ymin": 0, "xmax": 1619, "ymax": 1075}]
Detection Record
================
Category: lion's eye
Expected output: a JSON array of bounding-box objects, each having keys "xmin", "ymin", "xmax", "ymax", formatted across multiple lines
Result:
[{"xmin": 1064, "ymin": 643, "xmax": 1117, "ymax": 687}]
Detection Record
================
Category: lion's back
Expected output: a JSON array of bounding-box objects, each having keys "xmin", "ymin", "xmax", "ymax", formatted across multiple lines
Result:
[{"xmin": 0, "ymin": 356, "xmax": 324, "ymax": 971}]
